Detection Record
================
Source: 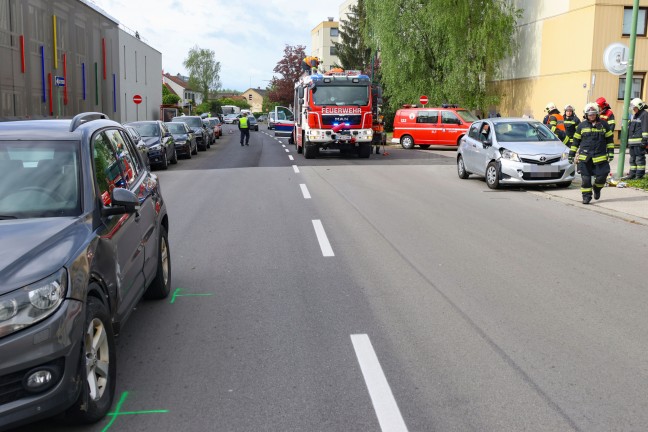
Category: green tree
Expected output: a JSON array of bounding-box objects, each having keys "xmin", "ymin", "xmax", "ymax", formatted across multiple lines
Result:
[
  {"xmin": 183, "ymin": 46, "xmax": 222, "ymax": 102},
  {"xmin": 334, "ymin": 0, "xmax": 371, "ymax": 72},
  {"xmin": 364, "ymin": 0, "xmax": 521, "ymax": 111}
]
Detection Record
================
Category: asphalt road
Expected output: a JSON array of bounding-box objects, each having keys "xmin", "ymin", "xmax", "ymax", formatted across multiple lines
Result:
[{"xmin": 17, "ymin": 123, "xmax": 648, "ymax": 432}]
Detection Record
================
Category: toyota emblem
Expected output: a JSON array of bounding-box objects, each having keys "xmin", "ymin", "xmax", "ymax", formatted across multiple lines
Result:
[{"xmin": 539, "ymin": 156, "xmax": 546, "ymax": 162}]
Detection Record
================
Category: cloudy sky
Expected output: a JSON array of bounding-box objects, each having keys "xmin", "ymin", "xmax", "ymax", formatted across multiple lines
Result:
[{"xmin": 90, "ymin": 0, "xmax": 344, "ymax": 91}]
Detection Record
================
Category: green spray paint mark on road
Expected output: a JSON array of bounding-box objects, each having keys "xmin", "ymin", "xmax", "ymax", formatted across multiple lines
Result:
[
  {"xmin": 170, "ymin": 287, "xmax": 214, "ymax": 304},
  {"xmin": 101, "ymin": 391, "xmax": 168, "ymax": 432}
]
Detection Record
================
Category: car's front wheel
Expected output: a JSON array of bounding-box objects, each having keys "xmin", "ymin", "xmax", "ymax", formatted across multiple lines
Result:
[
  {"xmin": 457, "ymin": 155, "xmax": 470, "ymax": 179},
  {"xmin": 170, "ymin": 148, "xmax": 178, "ymax": 164},
  {"xmin": 486, "ymin": 161, "xmax": 500, "ymax": 189},
  {"xmin": 64, "ymin": 295, "xmax": 116, "ymax": 424},
  {"xmin": 400, "ymin": 135, "xmax": 414, "ymax": 149},
  {"xmin": 160, "ymin": 152, "xmax": 168, "ymax": 170}
]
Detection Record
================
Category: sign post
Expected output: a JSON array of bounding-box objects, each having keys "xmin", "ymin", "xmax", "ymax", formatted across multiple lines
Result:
[
  {"xmin": 133, "ymin": 94, "xmax": 142, "ymax": 121},
  {"xmin": 419, "ymin": 95, "xmax": 428, "ymax": 107}
]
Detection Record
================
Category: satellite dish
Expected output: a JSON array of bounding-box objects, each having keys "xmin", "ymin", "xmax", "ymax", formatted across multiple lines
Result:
[{"xmin": 603, "ymin": 43, "xmax": 629, "ymax": 76}]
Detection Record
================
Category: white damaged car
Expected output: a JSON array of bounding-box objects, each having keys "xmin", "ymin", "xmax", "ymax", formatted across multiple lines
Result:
[{"xmin": 457, "ymin": 118, "xmax": 575, "ymax": 189}]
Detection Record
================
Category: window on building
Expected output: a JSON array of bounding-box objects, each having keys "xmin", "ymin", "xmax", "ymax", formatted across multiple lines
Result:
[
  {"xmin": 618, "ymin": 73, "xmax": 645, "ymax": 100},
  {"xmin": 623, "ymin": 7, "xmax": 647, "ymax": 36},
  {"xmin": 330, "ymin": 27, "xmax": 339, "ymax": 37},
  {"xmin": 330, "ymin": 46, "xmax": 338, "ymax": 56},
  {"xmin": 248, "ymin": 94, "xmax": 252, "ymax": 100}
]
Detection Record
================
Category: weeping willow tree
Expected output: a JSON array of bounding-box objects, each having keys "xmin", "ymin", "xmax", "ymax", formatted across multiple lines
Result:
[{"xmin": 364, "ymin": 0, "xmax": 521, "ymax": 111}]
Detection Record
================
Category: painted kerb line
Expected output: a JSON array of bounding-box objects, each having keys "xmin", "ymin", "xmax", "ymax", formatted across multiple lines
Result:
[
  {"xmin": 300, "ymin": 184, "xmax": 311, "ymax": 199},
  {"xmin": 311, "ymin": 219, "xmax": 334, "ymax": 257},
  {"xmin": 351, "ymin": 334, "xmax": 408, "ymax": 432}
]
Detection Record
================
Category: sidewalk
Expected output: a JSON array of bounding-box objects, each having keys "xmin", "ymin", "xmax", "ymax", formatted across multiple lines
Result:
[{"xmin": 535, "ymin": 149, "xmax": 648, "ymax": 225}]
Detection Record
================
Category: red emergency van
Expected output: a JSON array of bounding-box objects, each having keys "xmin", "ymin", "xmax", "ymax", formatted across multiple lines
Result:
[{"xmin": 392, "ymin": 105, "xmax": 478, "ymax": 149}]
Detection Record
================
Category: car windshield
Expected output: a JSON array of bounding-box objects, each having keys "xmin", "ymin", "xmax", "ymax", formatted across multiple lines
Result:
[
  {"xmin": 0, "ymin": 140, "xmax": 81, "ymax": 218},
  {"xmin": 312, "ymin": 85, "xmax": 369, "ymax": 106},
  {"xmin": 131, "ymin": 123, "xmax": 159, "ymax": 137},
  {"xmin": 175, "ymin": 117, "xmax": 202, "ymax": 127},
  {"xmin": 494, "ymin": 122, "xmax": 559, "ymax": 143},
  {"xmin": 166, "ymin": 123, "xmax": 187, "ymax": 134},
  {"xmin": 456, "ymin": 110, "xmax": 479, "ymax": 123}
]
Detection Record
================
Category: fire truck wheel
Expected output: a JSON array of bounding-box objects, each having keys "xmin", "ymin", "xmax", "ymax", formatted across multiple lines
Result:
[
  {"xmin": 400, "ymin": 135, "xmax": 415, "ymax": 149},
  {"xmin": 304, "ymin": 143, "xmax": 318, "ymax": 159},
  {"xmin": 358, "ymin": 144, "xmax": 371, "ymax": 158}
]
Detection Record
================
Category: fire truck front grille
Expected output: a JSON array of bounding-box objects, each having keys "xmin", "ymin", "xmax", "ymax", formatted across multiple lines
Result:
[{"xmin": 321, "ymin": 115, "xmax": 362, "ymax": 126}]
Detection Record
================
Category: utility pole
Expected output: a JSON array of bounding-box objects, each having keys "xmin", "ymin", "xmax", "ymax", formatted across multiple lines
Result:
[{"xmin": 617, "ymin": 0, "xmax": 640, "ymax": 178}]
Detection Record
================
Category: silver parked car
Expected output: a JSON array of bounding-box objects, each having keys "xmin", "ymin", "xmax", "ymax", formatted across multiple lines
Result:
[{"xmin": 457, "ymin": 118, "xmax": 575, "ymax": 189}]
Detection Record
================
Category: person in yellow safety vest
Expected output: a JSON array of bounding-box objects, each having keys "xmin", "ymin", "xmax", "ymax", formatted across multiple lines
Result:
[
  {"xmin": 569, "ymin": 103, "xmax": 615, "ymax": 204},
  {"xmin": 301, "ymin": 56, "xmax": 320, "ymax": 75},
  {"xmin": 543, "ymin": 102, "xmax": 566, "ymax": 141},
  {"xmin": 238, "ymin": 113, "xmax": 250, "ymax": 146},
  {"xmin": 626, "ymin": 97, "xmax": 648, "ymax": 179},
  {"xmin": 563, "ymin": 104, "xmax": 581, "ymax": 146}
]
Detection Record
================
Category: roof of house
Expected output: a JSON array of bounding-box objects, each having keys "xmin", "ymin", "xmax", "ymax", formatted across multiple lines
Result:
[
  {"xmin": 164, "ymin": 73, "xmax": 193, "ymax": 90},
  {"xmin": 163, "ymin": 83, "xmax": 178, "ymax": 96},
  {"xmin": 244, "ymin": 88, "xmax": 268, "ymax": 97}
]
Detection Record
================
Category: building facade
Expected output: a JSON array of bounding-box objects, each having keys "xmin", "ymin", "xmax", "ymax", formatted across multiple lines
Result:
[
  {"xmin": 310, "ymin": 18, "xmax": 340, "ymax": 72},
  {"xmin": 162, "ymin": 73, "xmax": 202, "ymax": 112},
  {"xmin": 493, "ymin": 0, "xmax": 648, "ymax": 134},
  {"xmin": 241, "ymin": 88, "xmax": 266, "ymax": 113},
  {"xmin": 0, "ymin": 0, "xmax": 161, "ymax": 122}
]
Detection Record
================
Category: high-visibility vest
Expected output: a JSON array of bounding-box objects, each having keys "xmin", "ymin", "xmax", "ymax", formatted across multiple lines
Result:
[
  {"xmin": 239, "ymin": 117, "xmax": 248, "ymax": 128},
  {"xmin": 549, "ymin": 113, "xmax": 565, "ymax": 131}
]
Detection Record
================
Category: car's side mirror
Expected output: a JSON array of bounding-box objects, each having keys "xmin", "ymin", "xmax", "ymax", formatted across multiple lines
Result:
[{"xmin": 102, "ymin": 188, "xmax": 139, "ymax": 216}]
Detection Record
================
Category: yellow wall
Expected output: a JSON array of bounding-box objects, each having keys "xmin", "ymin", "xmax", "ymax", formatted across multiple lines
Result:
[{"xmin": 492, "ymin": 0, "xmax": 648, "ymax": 132}]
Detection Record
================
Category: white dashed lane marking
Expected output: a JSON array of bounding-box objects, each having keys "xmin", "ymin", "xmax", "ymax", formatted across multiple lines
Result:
[
  {"xmin": 351, "ymin": 334, "xmax": 409, "ymax": 432},
  {"xmin": 293, "ymin": 165, "xmax": 300, "ymax": 173},
  {"xmin": 311, "ymin": 220, "xmax": 334, "ymax": 257},
  {"xmin": 300, "ymin": 184, "xmax": 311, "ymax": 199},
  {"xmin": 288, "ymin": 155, "xmax": 294, "ymax": 161}
]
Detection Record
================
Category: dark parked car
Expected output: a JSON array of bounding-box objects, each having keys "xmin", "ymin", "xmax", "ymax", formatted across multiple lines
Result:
[
  {"xmin": 125, "ymin": 120, "xmax": 177, "ymax": 169},
  {"xmin": 205, "ymin": 117, "xmax": 222, "ymax": 140},
  {"xmin": 0, "ymin": 112, "xmax": 171, "ymax": 430},
  {"xmin": 172, "ymin": 116, "xmax": 210, "ymax": 150},
  {"xmin": 124, "ymin": 124, "xmax": 151, "ymax": 170},
  {"xmin": 165, "ymin": 121, "xmax": 197, "ymax": 158},
  {"xmin": 248, "ymin": 116, "xmax": 259, "ymax": 131}
]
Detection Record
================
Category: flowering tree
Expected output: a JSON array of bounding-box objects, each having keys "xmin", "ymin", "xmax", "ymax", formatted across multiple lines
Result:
[{"xmin": 267, "ymin": 44, "xmax": 306, "ymax": 106}]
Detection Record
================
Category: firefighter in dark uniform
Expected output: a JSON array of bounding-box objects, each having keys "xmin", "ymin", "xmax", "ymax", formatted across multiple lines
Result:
[
  {"xmin": 570, "ymin": 103, "xmax": 615, "ymax": 204},
  {"xmin": 626, "ymin": 97, "xmax": 648, "ymax": 179},
  {"xmin": 563, "ymin": 104, "xmax": 580, "ymax": 146},
  {"xmin": 596, "ymin": 96, "xmax": 616, "ymax": 132}
]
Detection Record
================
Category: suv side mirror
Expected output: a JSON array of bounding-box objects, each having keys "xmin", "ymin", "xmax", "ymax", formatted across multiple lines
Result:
[{"xmin": 102, "ymin": 188, "xmax": 139, "ymax": 216}]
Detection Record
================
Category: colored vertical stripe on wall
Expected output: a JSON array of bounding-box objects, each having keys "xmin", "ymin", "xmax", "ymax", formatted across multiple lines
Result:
[
  {"xmin": 94, "ymin": 62, "xmax": 99, "ymax": 105},
  {"xmin": 82, "ymin": 63, "xmax": 86, "ymax": 100},
  {"xmin": 48, "ymin": 73, "xmax": 53, "ymax": 115},
  {"xmin": 52, "ymin": 15, "xmax": 58, "ymax": 69},
  {"xmin": 102, "ymin": 38, "xmax": 106, "ymax": 80},
  {"xmin": 19, "ymin": 36, "xmax": 25, "ymax": 73},
  {"xmin": 63, "ymin": 54, "xmax": 68, "ymax": 105},
  {"xmin": 40, "ymin": 46, "xmax": 46, "ymax": 102},
  {"xmin": 112, "ymin": 73, "xmax": 116, "ymax": 113}
]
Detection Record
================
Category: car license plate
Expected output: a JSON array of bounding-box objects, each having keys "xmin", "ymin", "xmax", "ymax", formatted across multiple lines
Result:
[{"xmin": 527, "ymin": 164, "xmax": 559, "ymax": 177}]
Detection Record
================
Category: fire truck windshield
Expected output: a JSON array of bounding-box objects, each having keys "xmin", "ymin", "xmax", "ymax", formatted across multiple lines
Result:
[{"xmin": 312, "ymin": 85, "xmax": 369, "ymax": 106}]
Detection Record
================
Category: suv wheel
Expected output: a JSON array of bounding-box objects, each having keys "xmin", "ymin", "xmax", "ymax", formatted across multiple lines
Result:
[
  {"xmin": 64, "ymin": 296, "xmax": 116, "ymax": 424},
  {"xmin": 401, "ymin": 135, "xmax": 415, "ymax": 149},
  {"xmin": 144, "ymin": 226, "xmax": 171, "ymax": 299}
]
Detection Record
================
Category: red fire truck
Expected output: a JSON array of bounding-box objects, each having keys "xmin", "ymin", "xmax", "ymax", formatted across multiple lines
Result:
[{"xmin": 291, "ymin": 70, "xmax": 378, "ymax": 159}]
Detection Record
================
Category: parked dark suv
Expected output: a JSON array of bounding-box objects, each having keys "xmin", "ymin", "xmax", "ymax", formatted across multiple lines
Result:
[{"xmin": 0, "ymin": 112, "xmax": 171, "ymax": 430}]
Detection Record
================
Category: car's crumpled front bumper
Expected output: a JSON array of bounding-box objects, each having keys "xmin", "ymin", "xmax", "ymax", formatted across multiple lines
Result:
[{"xmin": 499, "ymin": 158, "xmax": 575, "ymax": 184}]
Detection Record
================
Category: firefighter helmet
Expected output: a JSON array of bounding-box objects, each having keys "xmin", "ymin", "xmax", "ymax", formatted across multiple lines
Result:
[
  {"xmin": 630, "ymin": 97, "xmax": 645, "ymax": 110},
  {"xmin": 584, "ymin": 103, "xmax": 599, "ymax": 116},
  {"xmin": 545, "ymin": 102, "xmax": 557, "ymax": 113},
  {"xmin": 564, "ymin": 104, "xmax": 574, "ymax": 111},
  {"xmin": 596, "ymin": 97, "xmax": 607, "ymax": 108}
]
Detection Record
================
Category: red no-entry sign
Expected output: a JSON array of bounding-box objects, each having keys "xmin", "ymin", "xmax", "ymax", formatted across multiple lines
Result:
[
  {"xmin": 133, "ymin": 94, "xmax": 142, "ymax": 104},
  {"xmin": 419, "ymin": 95, "xmax": 428, "ymax": 105}
]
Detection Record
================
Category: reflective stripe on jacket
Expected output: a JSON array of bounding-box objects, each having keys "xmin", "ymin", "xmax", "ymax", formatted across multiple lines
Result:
[
  {"xmin": 570, "ymin": 119, "xmax": 614, "ymax": 164},
  {"xmin": 628, "ymin": 108, "xmax": 648, "ymax": 146}
]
